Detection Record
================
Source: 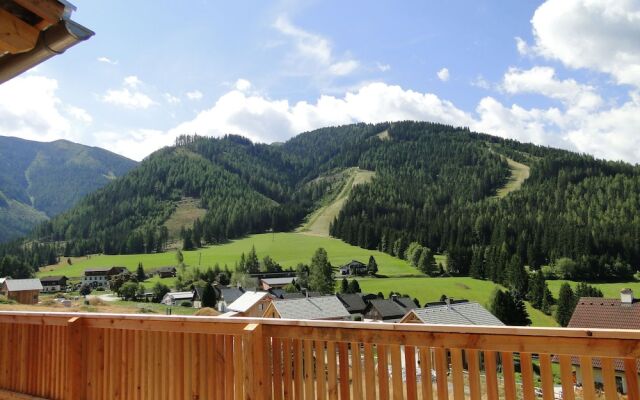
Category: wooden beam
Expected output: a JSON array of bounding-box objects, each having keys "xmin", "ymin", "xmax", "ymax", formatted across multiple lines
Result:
[
  {"xmin": 12, "ymin": 0, "xmax": 64, "ymax": 26},
  {"xmin": 0, "ymin": 389, "xmax": 49, "ymax": 399},
  {"xmin": 0, "ymin": 8, "xmax": 40, "ymax": 54}
]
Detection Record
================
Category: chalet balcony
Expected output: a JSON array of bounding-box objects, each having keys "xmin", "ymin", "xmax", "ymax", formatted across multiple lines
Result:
[{"xmin": 0, "ymin": 312, "xmax": 638, "ymax": 400}]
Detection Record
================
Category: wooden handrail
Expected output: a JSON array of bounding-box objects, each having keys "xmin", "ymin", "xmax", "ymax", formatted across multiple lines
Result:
[{"xmin": 0, "ymin": 311, "xmax": 637, "ymax": 399}]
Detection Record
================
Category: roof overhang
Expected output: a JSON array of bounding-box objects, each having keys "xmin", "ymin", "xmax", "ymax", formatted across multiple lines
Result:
[{"xmin": 0, "ymin": 0, "xmax": 94, "ymax": 84}]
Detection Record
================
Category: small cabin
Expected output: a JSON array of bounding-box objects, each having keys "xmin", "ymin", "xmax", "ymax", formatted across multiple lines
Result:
[{"xmin": 1, "ymin": 279, "xmax": 43, "ymax": 304}]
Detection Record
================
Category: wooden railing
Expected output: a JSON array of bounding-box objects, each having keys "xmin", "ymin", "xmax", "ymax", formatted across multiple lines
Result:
[{"xmin": 0, "ymin": 312, "xmax": 639, "ymax": 400}]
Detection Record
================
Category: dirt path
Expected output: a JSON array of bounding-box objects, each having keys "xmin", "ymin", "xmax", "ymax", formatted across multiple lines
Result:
[
  {"xmin": 495, "ymin": 156, "xmax": 530, "ymax": 198},
  {"xmin": 297, "ymin": 168, "xmax": 375, "ymax": 237}
]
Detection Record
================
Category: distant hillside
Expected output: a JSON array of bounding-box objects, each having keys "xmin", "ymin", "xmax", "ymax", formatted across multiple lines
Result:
[
  {"xmin": 0, "ymin": 136, "xmax": 137, "ymax": 242},
  {"xmin": 5, "ymin": 121, "xmax": 640, "ymax": 287}
]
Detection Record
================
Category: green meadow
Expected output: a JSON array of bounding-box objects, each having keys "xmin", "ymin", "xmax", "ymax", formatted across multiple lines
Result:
[
  {"xmin": 38, "ymin": 232, "xmax": 421, "ymax": 278},
  {"xmin": 546, "ymin": 279, "xmax": 640, "ymax": 298},
  {"xmin": 356, "ymin": 277, "xmax": 558, "ymax": 327}
]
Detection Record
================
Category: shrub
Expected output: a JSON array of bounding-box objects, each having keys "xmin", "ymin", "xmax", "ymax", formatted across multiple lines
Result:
[{"xmin": 180, "ymin": 301, "xmax": 192, "ymax": 307}]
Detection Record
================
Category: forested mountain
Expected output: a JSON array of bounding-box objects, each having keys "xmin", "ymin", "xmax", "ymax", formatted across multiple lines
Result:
[
  {"xmin": 0, "ymin": 136, "xmax": 137, "ymax": 242},
  {"xmin": 4, "ymin": 121, "xmax": 640, "ymax": 286}
]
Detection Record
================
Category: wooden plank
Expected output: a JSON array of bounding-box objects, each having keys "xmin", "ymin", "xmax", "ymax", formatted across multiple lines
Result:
[
  {"xmin": 303, "ymin": 340, "xmax": 314, "ymax": 400},
  {"xmin": 293, "ymin": 339, "xmax": 303, "ymax": 400},
  {"xmin": 519, "ymin": 353, "xmax": 536, "ymax": 400},
  {"xmin": 283, "ymin": 338, "xmax": 293, "ymax": 400},
  {"xmin": 315, "ymin": 340, "xmax": 326, "ymax": 400},
  {"xmin": 389, "ymin": 344, "xmax": 403, "ymax": 400},
  {"xmin": 363, "ymin": 343, "xmax": 376, "ymax": 400},
  {"xmin": 501, "ymin": 352, "xmax": 516, "ymax": 400},
  {"xmin": 434, "ymin": 348, "xmax": 449, "ymax": 400},
  {"xmin": 327, "ymin": 341, "xmax": 338, "ymax": 400},
  {"xmin": 466, "ymin": 349, "xmax": 480, "ymax": 400},
  {"xmin": 624, "ymin": 358, "xmax": 639, "ymax": 400},
  {"xmin": 559, "ymin": 355, "xmax": 575, "ymax": 400},
  {"xmin": 224, "ymin": 335, "xmax": 234, "ymax": 400},
  {"xmin": 539, "ymin": 354, "xmax": 554, "ymax": 400},
  {"xmin": 601, "ymin": 358, "xmax": 617, "ymax": 400},
  {"xmin": 65, "ymin": 317, "xmax": 84, "ymax": 400},
  {"xmin": 12, "ymin": 0, "xmax": 64, "ymax": 25},
  {"xmin": 579, "ymin": 356, "xmax": 596, "ymax": 400},
  {"xmin": 338, "ymin": 342, "xmax": 350, "ymax": 400},
  {"xmin": 377, "ymin": 344, "xmax": 390, "ymax": 400},
  {"xmin": 0, "ymin": 8, "xmax": 40, "ymax": 54},
  {"xmin": 351, "ymin": 343, "xmax": 362, "ymax": 400},
  {"xmin": 273, "ymin": 338, "xmax": 283, "ymax": 400},
  {"xmin": 419, "ymin": 348, "xmax": 434, "ymax": 400},
  {"xmin": 484, "ymin": 351, "xmax": 499, "ymax": 400},
  {"xmin": 0, "ymin": 389, "xmax": 49, "ymax": 400},
  {"xmin": 451, "ymin": 349, "xmax": 465, "ymax": 400},
  {"xmin": 404, "ymin": 346, "xmax": 417, "ymax": 400},
  {"xmin": 233, "ymin": 335, "xmax": 244, "ymax": 400}
]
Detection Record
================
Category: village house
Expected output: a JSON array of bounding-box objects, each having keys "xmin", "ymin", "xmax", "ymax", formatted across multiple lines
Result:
[
  {"xmin": 363, "ymin": 298, "xmax": 408, "ymax": 322},
  {"xmin": 562, "ymin": 289, "xmax": 640, "ymax": 394},
  {"xmin": 39, "ymin": 276, "xmax": 68, "ymax": 293},
  {"xmin": 339, "ymin": 260, "xmax": 368, "ymax": 276},
  {"xmin": 262, "ymin": 296, "xmax": 351, "ymax": 320},
  {"xmin": 1, "ymin": 279, "xmax": 43, "ymax": 304},
  {"xmin": 161, "ymin": 291, "xmax": 195, "ymax": 307},
  {"xmin": 215, "ymin": 286, "xmax": 244, "ymax": 312},
  {"xmin": 260, "ymin": 277, "xmax": 295, "ymax": 291},
  {"xmin": 153, "ymin": 266, "xmax": 177, "ymax": 278},
  {"xmin": 337, "ymin": 293, "xmax": 368, "ymax": 315},
  {"xmin": 226, "ymin": 291, "xmax": 272, "ymax": 317},
  {"xmin": 392, "ymin": 295, "xmax": 419, "ymax": 310},
  {"xmin": 82, "ymin": 266, "xmax": 128, "ymax": 289},
  {"xmin": 400, "ymin": 301, "xmax": 504, "ymax": 326}
]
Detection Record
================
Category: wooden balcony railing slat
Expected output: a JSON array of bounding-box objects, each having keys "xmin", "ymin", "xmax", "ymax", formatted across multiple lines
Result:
[
  {"xmin": 326, "ymin": 341, "xmax": 337, "ymax": 400},
  {"xmin": 363, "ymin": 343, "xmax": 376, "ymax": 400},
  {"xmin": 601, "ymin": 358, "xmax": 617, "ymax": 400},
  {"xmin": 466, "ymin": 349, "xmax": 481, "ymax": 400},
  {"xmin": 451, "ymin": 348, "xmax": 465, "ymax": 400},
  {"xmin": 519, "ymin": 352, "xmax": 536, "ymax": 400},
  {"xmin": 303, "ymin": 340, "xmax": 314, "ymax": 400},
  {"xmin": 579, "ymin": 356, "xmax": 596, "ymax": 400},
  {"xmin": 351, "ymin": 343, "xmax": 363, "ymax": 399},
  {"xmin": 624, "ymin": 358, "xmax": 640, "ymax": 400},
  {"xmin": 404, "ymin": 346, "xmax": 417, "ymax": 400},
  {"xmin": 377, "ymin": 344, "xmax": 390, "ymax": 400},
  {"xmin": 539, "ymin": 353, "xmax": 554, "ymax": 400},
  {"xmin": 434, "ymin": 347, "xmax": 449, "ymax": 400},
  {"xmin": 418, "ymin": 347, "xmax": 433, "ymax": 400},
  {"xmin": 559, "ymin": 354, "xmax": 575, "ymax": 400},
  {"xmin": 484, "ymin": 350, "xmax": 499, "ymax": 400},
  {"xmin": 315, "ymin": 340, "xmax": 327, "ymax": 400},
  {"xmin": 501, "ymin": 352, "xmax": 517, "ymax": 400},
  {"xmin": 389, "ymin": 344, "xmax": 403, "ymax": 400},
  {"xmin": 338, "ymin": 342, "xmax": 350, "ymax": 400}
]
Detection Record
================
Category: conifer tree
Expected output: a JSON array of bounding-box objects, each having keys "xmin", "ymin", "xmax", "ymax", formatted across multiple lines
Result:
[
  {"xmin": 556, "ymin": 283, "xmax": 576, "ymax": 327},
  {"xmin": 201, "ymin": 284, "xmax": 217, "ymax": 308},
  {"xmin": 308, "ymin": 248, "xmax": 334, "ymax": 294},
  {"xmin": 136, "ymin": 262, "xmax": 146, "ymax": 282},
  {"xmin": 367, "ymin": 256, "xmax": 378, "ymax": 275}
]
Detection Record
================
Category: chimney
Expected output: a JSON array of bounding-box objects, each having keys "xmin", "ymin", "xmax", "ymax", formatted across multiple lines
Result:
[
  {"xmin": 621, "ymin": 288, "xmax": 634, "ymax": 304},
  {"xmin": 445, "ymin": 297, "xmax": 451, "ymax": 309}
]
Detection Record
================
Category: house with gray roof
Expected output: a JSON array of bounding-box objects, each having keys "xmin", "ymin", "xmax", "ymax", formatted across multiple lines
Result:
[
  {"xmin": 216, "ymin": 287, "xmax": 245, "ymax": 312},
  {"xmin": 337, "ymin": 293, "xmax": 367, "ymax": 314},
  {"xmin": 392, "ymin": 295, "xmax": 419, "ymax": 311},
  {"xmin": 227, "ymin": 291, "xmax": 272, "ymax": 317},
  {"xmin": 263, "ymin": 296, "xmax": 350, "ymax": 320},
  {"xmin": 1, "ymin": 278, "xmax": 43, "ymax": 304},
  {"xmin": 363, "ymin": 299, "xmax": 407, "ymax": 322},
  {"xmin": 400, "ymin": 301, "xmax": 504, "ymax": 326},
  {"xmin": 260, "ymin": 277, "xmax": 295, "ymax": 290}
]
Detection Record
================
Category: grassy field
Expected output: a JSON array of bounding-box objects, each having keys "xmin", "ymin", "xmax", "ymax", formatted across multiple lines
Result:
[
  {"xmin": 163, "ymin": 197, "xmax": 207, "ymax": 240},
  {"xmin": 546, "ymin": 279, "xmax": 640, "ymax": 298},
  {"xmin": 297, "ymin": 167, "xmax": 375, "ymax": 237},
  {"xmin": 38, "ymin": 232, "xmax": 420, "ymax": 278},
  {"xmin": 495, "ymin": 156, "xmax": 530, "ymax": 198},
  {"xmin": 356, "ymin": 277, "xmax": 558, "ymax": 327}
]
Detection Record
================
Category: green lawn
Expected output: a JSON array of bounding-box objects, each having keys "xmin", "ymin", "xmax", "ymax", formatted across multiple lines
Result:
[
  {"xmin": 546, "ymin": 279, "xmax": 640, "ymax": 298},
  {"xmin": 356, "ymin": 277, "xmax": 558, "ymax": 327},
  {"xmin": 38, "ymin": 232, "xmax": 419, "ymax": 278}
]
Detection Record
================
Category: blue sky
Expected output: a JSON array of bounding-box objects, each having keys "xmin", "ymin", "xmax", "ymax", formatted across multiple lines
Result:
[{"xmin": 1, "ymin": 0, "xmax": 639, "ymax": 162}]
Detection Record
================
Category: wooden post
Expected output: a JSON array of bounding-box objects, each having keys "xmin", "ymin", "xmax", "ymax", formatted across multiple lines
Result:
[
  {"xmin": 243, "ymin": 323, "xmax": 267, "ymax": 400},
  {"xmin": 65, "ymin": 317, "xmax": 85, "ymax": 400}
]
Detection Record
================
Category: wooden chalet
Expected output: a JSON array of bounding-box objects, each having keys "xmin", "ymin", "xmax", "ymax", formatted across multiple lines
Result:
[
  {"xmin": 0, "ymin": 278, "xmax": 42, "ymax": 304},
  {"xmin": 39, "ymin": 276, "xmax": 68, "ymax": 292}
]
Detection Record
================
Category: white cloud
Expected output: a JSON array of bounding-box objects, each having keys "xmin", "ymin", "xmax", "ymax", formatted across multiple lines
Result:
[
  {"xmin": 514, "ymin": 37, "xmax": 530, "ymax": 56},
  {"xmin": 0, "ymin": 75, "xmax": 78, "ymax": 142},
  {"xmin": 164, "ymin": 93, "xmax": 181, "ymax": 104},
  {"xmin": 376, "ymin": 62, "xmax": 391, "ymax": 72},
  {"xmin": 437, "ymin": 68, "xmax": 450, "ymax": 82},
  {"xmin": 273, "ymin": 15, "xmax": 360, "ymax": 78},
  {"xmin": 234, "ymin": 79, "xmax": 251, "ymax": 91},
  {"xmin": 103, "ymin": 77, "xmax": 155, "ymax": 109},
  {"xmin": 329, "ymin": 60, "xmax": 359, "ymax": 76},
  {"xmin": 67, "ymin": 106, "xmax": 93, "ymax": 124},
  {"xmin": 528, "ymin": 0, "xmax": 640, "ymax": 87},
  {"xmin": 186, "ymin": 90, "xmax": 203, "ymax": 100},
  {"xmin": 94, "ymin": 129, "xmax": 168, "ymax": 161},
  {"xmin": 502, "ymin": 66, "xmax": 602, "ymax": 110},
  {"xmin": 472, "ymin": 75, "xmax": 491, "ymax": 89},
  {"xmin": 97, "ymin": 56, "xmax": 118, "ymax": 65},
  {"xmin": 123, "ymin": 75, "xmax": 142, "ymax": 89}
]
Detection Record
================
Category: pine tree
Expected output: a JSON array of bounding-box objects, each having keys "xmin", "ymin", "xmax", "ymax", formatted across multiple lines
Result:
[
  {"xmin": 308, "ymin": 248, "xmax": 334, "ymax": 294},
  {"xmin": 245, "ymin": 246, "xmax": 260, "ymax": 274},
  {"xmin": 201, "ymin": 284, "xmax": 217, "ymax": 308},
  {"xmin": 348, "ymin": 279, "xmax": 361, "ymax": 293},
  {"xmin": 136, "ymin": 262, "xmax": 146, "ymax": 282},
  {"xmin": 367, "ymin": 256, "xmax": 378, "ymax": 275},
  {"xmin": 556, "ymin": 283, "xmax": 576, "ymax": 327},
  {"xmin": 340, "ymin": 278, "xmax": 349, "ymax": 294}
]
